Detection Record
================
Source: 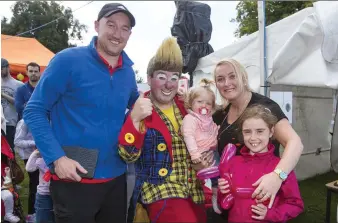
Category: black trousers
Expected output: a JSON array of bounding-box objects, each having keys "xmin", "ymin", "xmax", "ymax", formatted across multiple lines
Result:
[
  {"xmin": 50, "ymin": 173, "xmax": 127, "ymax": 223},
  {"xmin": 23, "ymin": 159, "xmax": 39, "ymax": 215},
  {"xmin": 4, "ymin": 125, "xmax": 16, "ymax": 153},
  {"xmin": 207, "ymin": 209, "xmax": 228, "ymax": 223}
]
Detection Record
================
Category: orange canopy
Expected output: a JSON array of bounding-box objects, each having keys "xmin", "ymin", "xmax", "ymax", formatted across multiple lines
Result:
[{"xmin": 1, "ymin": 34, "xmax": 55, "ymax": 81}]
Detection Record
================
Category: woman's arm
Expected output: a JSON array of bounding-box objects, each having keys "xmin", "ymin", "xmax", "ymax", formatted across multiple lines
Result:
[
  {"xmin": 264, "ymin": 171, "xmax": 304, "ymax": 222},
  {"xmin": 274, "ymin": 118, "xmax": 303, "ymax": 173}
]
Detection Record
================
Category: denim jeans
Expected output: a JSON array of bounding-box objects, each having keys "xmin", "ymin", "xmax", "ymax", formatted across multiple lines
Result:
[
  {"xmin": 35, "ymin": 193, "xmax": 55, "ymax": 223},
  {"xmin": 211, "ymin": 150, "xmax": 220, "ymax": 187}
]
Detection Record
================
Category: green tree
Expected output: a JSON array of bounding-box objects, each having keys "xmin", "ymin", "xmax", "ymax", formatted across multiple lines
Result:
[
  {"xmin": 134, "ymin": 69, "xmax": 144, "ymax": 83},
  {"xmin": 231, "ymin": 1, "xmax": 314, "ymax": 37},
  {"xmin": 1, "ymin": 1, "xmax": 88, "ymax": 53}
]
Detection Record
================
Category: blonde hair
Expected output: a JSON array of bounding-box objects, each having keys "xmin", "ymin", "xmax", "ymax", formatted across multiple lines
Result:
[
  {"xmin": 213, "ymin": 59, "xmax": 251, "ymax": 107},
  {"xmin": 238, "ymin": 104, "xmax": 278, "ymax": 132},
  {"xmin": 184, "ymin": 78, "xmax": 216, "ymax": 110},
  {"xmin": 147, "ymin": 37, "xmax": 183, "ymax": 77}
]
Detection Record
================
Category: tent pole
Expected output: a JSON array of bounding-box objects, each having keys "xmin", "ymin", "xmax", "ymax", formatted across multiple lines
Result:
[
  {"xmin": 258, "ymin": 0, "xmax": 268, "ymax": 97},
  {"xmin": 330, "ymin": 90, "xmax": 338, "ymax": 172}
]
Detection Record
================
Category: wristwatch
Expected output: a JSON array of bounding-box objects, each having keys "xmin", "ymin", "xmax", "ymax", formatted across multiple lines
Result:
[{"xmin": 274, "ymin": 168, "xmax": 288, "ymax": 181}]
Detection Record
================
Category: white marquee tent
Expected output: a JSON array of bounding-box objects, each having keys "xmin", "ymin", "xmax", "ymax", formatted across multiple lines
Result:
[{"xmin": 193, "ymin": 1, "xmax": 338, "ymax": 180}]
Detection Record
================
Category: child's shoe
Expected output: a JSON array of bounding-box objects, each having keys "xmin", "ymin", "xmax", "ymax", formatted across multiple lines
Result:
[
  {"xmin": 4, "ymin": 213, "xmax": 20, "ymax": 223},
  {"xmin": 25, "ymin": 213, "xmax": 36, "ymax": 223}
]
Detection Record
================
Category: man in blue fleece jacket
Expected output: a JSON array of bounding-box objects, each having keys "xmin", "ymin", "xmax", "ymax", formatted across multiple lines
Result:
[
  {"xmin": 23, "ymin": 3, "xmax": 138, "ymax": 223},
  {"xmin": 15, "ymin": 62, "xmax": 41, "ymax": 120}
]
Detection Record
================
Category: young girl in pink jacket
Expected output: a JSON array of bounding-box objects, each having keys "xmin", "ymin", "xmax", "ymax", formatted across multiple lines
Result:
[
  {"xmin": 181, "ymin": 78, "xmax": 220, "ymax": 213},
  {"xmin": 218, "ymin": 104, "xmax": 304, "ymax": 222}
]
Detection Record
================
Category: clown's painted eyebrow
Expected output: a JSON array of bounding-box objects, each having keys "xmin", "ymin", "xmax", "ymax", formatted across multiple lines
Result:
[{"xmin": 157, "ymin": 72, "xmax": 180, "ymax": 79}]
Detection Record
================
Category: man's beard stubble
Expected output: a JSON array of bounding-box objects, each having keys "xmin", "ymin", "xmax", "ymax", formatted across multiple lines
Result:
[{"xmin": 30, "ymin": 76, "xmax": 39, "ymax": 82}]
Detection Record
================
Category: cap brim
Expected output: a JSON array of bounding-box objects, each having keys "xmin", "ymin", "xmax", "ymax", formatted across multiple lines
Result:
[{"xmin": 104, "ymin": 9, "xmax": 135, "ymax": 27}]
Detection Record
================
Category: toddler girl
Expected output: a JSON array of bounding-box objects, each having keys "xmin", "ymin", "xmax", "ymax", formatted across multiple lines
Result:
[
  {"xmin": 181, "ymin": 78, "xmax": 220, "ymax": 213},
  {"xmin": 218, "ymin": 104, "xmax": 304, "ymax": 222}
]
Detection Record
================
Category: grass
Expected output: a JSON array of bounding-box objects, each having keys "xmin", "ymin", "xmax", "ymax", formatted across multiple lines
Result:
[
  {"xmin": 289, "ymin": 171, "xmax": 337, "ymax": 223},
  {"xmin": 16, "ymin": 157, "xmax": 29, "ymax": 215},
  {"xmin": 16, "ymin": 156, "xmax": 337, "ymax": 222}
]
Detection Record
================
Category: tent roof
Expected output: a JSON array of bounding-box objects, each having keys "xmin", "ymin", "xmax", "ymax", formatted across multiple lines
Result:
[
  {"xmin": 1, "ymin": 34, "xmax": 55, "ymax": 74},
  {"xmin": 193, "ymin": 1, "xmax": 338, "ymax": 90}
]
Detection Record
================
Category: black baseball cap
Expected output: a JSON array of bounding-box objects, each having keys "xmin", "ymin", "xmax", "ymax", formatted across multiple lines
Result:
[
  {"xmin": 97, "ymin": 3, "xmax": 135, "ymax": 28},
  {"xmin": 1, "ymin": 58, "xmax": 9, "ymax": 68}
]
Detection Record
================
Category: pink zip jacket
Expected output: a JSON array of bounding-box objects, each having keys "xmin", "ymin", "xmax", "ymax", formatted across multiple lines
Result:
[
  {"xmin": 181, "ymin": 110, "xmax": 219, "ymax": 160},
  {"xmin": 220, "ymin": 144, "xmax": 304, "ymax": 223}
]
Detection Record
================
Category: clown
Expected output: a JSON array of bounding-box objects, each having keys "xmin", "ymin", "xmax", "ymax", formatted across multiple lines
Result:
[{"xmin": 118, "ymin": 37, "xmax": 211, "ymax": 222}]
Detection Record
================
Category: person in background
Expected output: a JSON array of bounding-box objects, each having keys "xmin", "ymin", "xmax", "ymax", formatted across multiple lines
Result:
[
  {"xmin": 1, "ymin": 104, "xmax": 6, "ymax": 135},
  {"xmin": 26, "ymin": 149, "xmax": 54, "ymax": 223},
  {"xmin": 1, "ymin": 167, "xmax": 20, "ymax": 223},
  {"xmin": 1, "ymin": 58, "xmax": 24, "ymax": 150},
  {"xmin": 23, "ymin": 3, "xmax": 138, "ymax": 222},
  {"xmin": 14, "ymin": 119, "xmax": 39, "ymax": 221},
  {"xmin": 15, "ymin": 62, "xmax": 41, "ymax": 120}
]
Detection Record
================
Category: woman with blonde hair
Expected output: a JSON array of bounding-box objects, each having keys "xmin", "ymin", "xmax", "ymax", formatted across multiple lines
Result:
[{"xmin": 212, "ymin": 58, "xmax": 303, "ymax": 220}]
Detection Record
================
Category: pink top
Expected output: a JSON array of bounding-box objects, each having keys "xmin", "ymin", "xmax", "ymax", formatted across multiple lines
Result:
[
  {"xmin": 181, "ymin": 110, "xmax": 219, "ymax": 160},
  {"xmin": 220, "ymin": 144, "xmax": 304, "ymax": 223}
]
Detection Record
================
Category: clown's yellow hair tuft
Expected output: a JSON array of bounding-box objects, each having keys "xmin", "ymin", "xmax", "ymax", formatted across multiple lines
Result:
[{"xmin": 147, "ymin": 37, "xmax": 183, "ymax": 76}]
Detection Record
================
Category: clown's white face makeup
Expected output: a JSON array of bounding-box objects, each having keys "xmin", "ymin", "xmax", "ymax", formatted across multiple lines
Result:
[{"xmin": 147, "ymin": 70, "xmax": 180, "ymax": 108}]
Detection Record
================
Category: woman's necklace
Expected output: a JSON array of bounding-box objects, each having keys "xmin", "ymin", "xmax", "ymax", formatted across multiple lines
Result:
[{"xmin": 217, "ymin": 93, "xmax": 252, "ymax": 141}]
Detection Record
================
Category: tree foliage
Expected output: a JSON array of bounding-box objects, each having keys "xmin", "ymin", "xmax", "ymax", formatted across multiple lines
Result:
[
  {"xmin": 134, "ymin": 69, "xmax": 144, "ymax": 83},
  {"xmin": 1, "ymin": 1, "xmax": 88, "ymax": 53},
  {"xmin": 231, "ymin": 1, "xmax": 314, "ymax": 37}
]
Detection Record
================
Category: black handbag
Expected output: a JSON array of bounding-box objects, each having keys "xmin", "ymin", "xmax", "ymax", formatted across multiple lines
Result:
[{"xmin": 50, "ymin": 146, "xmax": 99, "ymax": 179}]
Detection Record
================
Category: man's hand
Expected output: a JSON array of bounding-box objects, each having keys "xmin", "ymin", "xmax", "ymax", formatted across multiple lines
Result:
[
  {"xmin": 53, "ymin": 156, "xmax": 88, "ymax": 182},
  {"xmin": 130, "ymin": 92, "xmax": 152, "ymax": 130},
  {"xmin": 251, "ymin": 203, "xmax": 268, "ymax": 220}
]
